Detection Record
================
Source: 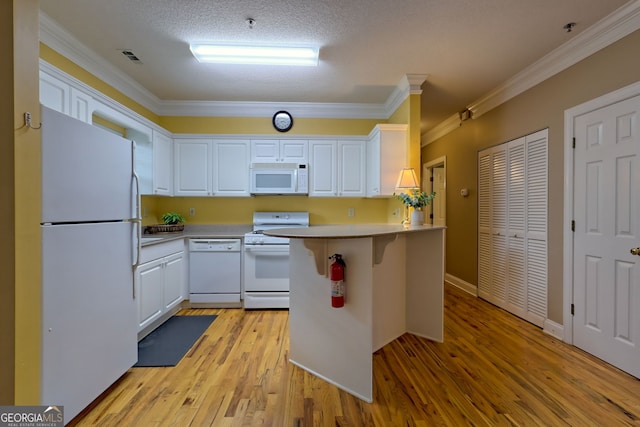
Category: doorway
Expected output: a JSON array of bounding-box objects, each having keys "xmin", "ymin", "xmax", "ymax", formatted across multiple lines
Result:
[
  {"xmin": 564, "ymin": 82, "xmax": 640, "ymax": 377},
  {"xmin": 423, "ymin": 156, "xmax": 446, "ymax": 226}
]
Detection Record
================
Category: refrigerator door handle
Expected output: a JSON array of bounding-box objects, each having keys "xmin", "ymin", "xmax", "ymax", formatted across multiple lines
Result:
[{"xmin": 131, "ymin": 141, "xmax": 142, "ymax": 299}]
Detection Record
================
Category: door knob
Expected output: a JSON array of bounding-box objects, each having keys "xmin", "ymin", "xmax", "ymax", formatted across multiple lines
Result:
[{"xmin": 631, "ymin": 247, "xmax": 640, "ymax": 256}]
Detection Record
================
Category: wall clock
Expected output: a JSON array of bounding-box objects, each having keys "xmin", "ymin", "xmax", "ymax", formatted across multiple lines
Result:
[{"xmin": 272, "ymin": 110, "xmax": 293, "ymax": 132}]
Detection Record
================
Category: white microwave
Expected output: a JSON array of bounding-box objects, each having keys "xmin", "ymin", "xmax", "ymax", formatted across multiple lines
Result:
[{"xmin": 250, "ymin": 163, "xmax": 308, "ymax": 195}]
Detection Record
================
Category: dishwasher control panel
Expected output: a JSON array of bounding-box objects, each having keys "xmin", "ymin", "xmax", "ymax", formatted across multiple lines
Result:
[{"xmin": 189, "ymin": 239, "xmax": 241, "ymax": 252}]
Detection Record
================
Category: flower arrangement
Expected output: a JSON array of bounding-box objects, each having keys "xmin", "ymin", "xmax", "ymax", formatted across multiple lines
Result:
[{"xmin": 394, "ymin": 189, "xmax": 436, "ymax": 209}]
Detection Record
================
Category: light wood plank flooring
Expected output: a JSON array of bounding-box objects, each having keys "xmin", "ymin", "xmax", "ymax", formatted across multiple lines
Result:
[{"xmin": 69, "ymin": 285, "xmax": 640, "ymax": 426}]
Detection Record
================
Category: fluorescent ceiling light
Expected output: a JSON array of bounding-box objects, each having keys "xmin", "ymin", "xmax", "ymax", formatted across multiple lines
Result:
[{"xmin": 190, "ymin": 43, "xmax": 319, "ymax": 66}]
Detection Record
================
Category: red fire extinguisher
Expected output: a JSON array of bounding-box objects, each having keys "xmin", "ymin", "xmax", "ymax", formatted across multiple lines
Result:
[{"xmin": 329, "ymin": 254, "xmax": 346, "ymax": 308}]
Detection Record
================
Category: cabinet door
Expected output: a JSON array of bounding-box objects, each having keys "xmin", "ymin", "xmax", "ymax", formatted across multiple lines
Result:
[
  {"xmin": 40, "ymin": 71, "xmax": 70, "ymax": 114},
  {"xmin": 280, "ymin": 140, "xmax": 308, "ymax": 163},
  {"xmin": 366, "ymin": 125, "xmax": 407, "ymax": 197},
  {"xmin": 309, "ymin": 140, "xmax": 337, "ymax": 197},
  {"xmin": 70, "ymin": 87, "xmax": 93, "ymax": 123},
  {"xmin": 136, "ymin": 259, "xmax": 164, "ymax": 330},
  {"xmin": 337, "ymin": 140, "xmax": 366, "ymax": 197},
  {"xmin": 174, "ymin": 139, "xmax": 212, "ymax": 196},
  {"xmin": 163, "ymin": 252, "xmax": 184, "ymax": 311},
  {"xmin": 152, "ymin": 130, "xmax": 173, "ymax": 196},
  {"xmin": 250, "ymin": 139, "xmax": 280, "ymax": 163},
  {"xmin": 213, "ymin": 140, "xmax": 250, "ymax": 196}
]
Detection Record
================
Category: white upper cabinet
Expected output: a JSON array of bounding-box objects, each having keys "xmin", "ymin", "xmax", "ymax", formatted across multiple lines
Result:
[
  {"xmin": 173, "ymin": 138, "xmax": 212, "ymax": 196},
  {"xmin": 152, "ymin": 130, "xmax": 173, "ymax": 196},
  {"xmin": 40, "ymin": 71, "xmax": 94, "ymax": 123},
  {"xmin": 251, "ymin": 139, "xmax": 308, "ymax": 163},
  {"xmin": 309, "ymin": 139, "xmax": 366, "ymax": 197},
  {"xmin": 308, "ymin": 140, "xmax": 337, "ymax": 196},
  {"xmin": 40, "ymin": 71, "xmax": 70, "ymax": 115},
  {"xmin": 366, "ymin": 124, "xmax": 408, "ymax": 197},
  {"xmin": 337, "ymin": 140, "xmax": 366, "ymax": 197},
  {"xmin": 212, "ymin": 140, "xmax": 250, "ymax": 196}
]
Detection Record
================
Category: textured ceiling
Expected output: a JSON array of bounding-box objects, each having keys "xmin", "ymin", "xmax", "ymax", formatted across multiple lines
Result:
[{"xmin": 39, "ymin": 0, "xmax": 630, "ymax": 133}]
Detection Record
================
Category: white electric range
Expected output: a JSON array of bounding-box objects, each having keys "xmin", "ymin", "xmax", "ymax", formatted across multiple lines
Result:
[{"xmin": 243, "ymin": 212, "xmax": 309, "ymax": 309}]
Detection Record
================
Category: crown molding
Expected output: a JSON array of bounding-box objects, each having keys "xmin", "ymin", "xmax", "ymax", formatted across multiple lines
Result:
[
  {"xmin": 157, "ymin": 100, "xmax": 389, "ymax": 119},
  {"xmin": 39, "ymin": 12, "xmax": 416, "ymax": 120},
  {"xmin": 422, "ymin": 113, "xmax": 461, "ymax": 146},
  {"xmin": 424, "ymin": 0, "xmax": 640, "ymax": 144},
  {"xmin": 384, "ymin": 74, "xmax": 428, "ymax": 114},
  {"xmin": 39, "ymin": 12, "xmax": 162, "ymax": 113},
  {"xmin": 468, "ymin": 0, "xmax": 640, "ymax": 118}
]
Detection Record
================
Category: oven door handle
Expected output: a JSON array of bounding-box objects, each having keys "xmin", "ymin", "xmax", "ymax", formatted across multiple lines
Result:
[{"xmin": 244, "ymin": 246, "xmax": 289, "ymax": 253}]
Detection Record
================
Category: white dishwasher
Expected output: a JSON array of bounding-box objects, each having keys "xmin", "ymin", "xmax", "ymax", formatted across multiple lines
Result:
[{"xmin": 189, "ymin": 239, "xmax": 242, "ymax": 308}]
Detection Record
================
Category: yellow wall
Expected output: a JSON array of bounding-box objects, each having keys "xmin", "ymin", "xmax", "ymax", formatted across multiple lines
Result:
[
  {"xmin": 0, "ymin": 0, "xmax": 17, "ymax": 404},
  {"xmin": 160, "ymin": 116, "xmax": 381, "ymax": 136},
  {"xmin": 5, "ymin": 0, "xmax": 41, "ymax": 404},
  {"xmin": 421, "ymin": 29, "xmax": 640, "ymax": 323},
  {"xmin": 145, "ymin": 196, "xmax": 397, "ymax": 226}
]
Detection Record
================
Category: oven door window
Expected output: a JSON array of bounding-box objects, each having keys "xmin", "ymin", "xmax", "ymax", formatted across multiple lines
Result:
[
  {"xmin": 244, "ymin": 246, "xmax": 290, "ymax": 291},
  {"xmin": 255, "ymin": 252, "xmax": 288, "ymax": 279}
]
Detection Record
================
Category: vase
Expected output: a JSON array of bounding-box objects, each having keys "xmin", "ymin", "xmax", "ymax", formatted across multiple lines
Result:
[{"xmin": 411, "ymin": 209, "xmax": 425, "ymax": 226}]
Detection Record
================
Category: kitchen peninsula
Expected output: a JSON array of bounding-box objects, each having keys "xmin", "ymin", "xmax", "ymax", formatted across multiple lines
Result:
[{"xmin": 264, "ymin": 224, "xmax": 445, "ymax": 402}]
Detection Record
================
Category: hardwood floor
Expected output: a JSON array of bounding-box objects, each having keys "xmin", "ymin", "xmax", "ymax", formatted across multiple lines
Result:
[{"xmin": 70, "ymin": 285, "xmax": 640, "ymax": 426}]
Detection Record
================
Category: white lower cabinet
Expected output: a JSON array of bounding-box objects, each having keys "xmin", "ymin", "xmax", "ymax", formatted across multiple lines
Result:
[{"xmin": 135, "ymin": 240, "xmax": 185, "ymax": 336}]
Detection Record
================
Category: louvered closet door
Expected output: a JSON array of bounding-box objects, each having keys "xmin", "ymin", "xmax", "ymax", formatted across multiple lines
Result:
[
  {"xmin": 477, "ymin": 129, "xmax": 548, "ymax": 327},
  {"xmin": 507, "ymin": 138, "xmax": 526, "ymax": 319},
  {"xmin": 478, "ymin": 149, "xmax": 492, "ymax": 300},
  {"xmin": 525, "ymin": 130, "xmax": 548, "ymax": 326},
  {"xmin": 491, "ymin": 147, "xmax": 508, "ymax": 306}
]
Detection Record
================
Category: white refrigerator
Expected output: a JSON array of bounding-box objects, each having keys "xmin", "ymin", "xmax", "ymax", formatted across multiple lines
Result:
[{"xmin": 40, "ymin": 106, "xmax": 140, "ymax": 424}]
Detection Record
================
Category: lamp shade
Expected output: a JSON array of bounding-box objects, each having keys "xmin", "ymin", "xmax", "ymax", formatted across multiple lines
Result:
[{"xmin": 395, "ymin": 168, "xmax": 419, "ymax": 189}]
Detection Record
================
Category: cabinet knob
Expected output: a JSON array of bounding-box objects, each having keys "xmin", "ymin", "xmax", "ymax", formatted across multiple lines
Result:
[{"xmin": 631, "ymin": 247, "xmax": 640, "ymax": 256}]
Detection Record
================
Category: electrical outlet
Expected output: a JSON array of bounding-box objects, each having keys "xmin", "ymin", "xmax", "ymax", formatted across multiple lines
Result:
[
  {"xmin": 189, "ymin": 207, "xmax": 196, "ymax": 217},
  {"xmin": 348, "ymin": 207, "xmax": 355, "ymax": 217},
  {"xmin": 393, "ymin": 208, "xmax": 401, "ymax": 217}
]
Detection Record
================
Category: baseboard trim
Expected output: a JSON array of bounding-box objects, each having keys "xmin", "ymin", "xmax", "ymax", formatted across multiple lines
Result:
[
  {"xmin": 543, "ymin": 319, "xmax": 564, "ymax": 340},
  {"xmin": 445, "ymin": 273, "xmax": 477, "ymax": 296}
]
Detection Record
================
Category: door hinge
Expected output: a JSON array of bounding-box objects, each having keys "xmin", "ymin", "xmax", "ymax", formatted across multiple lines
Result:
[
  {"xmin": 572, "ymin": 137, "xmax": 576, "ymax": 149},
  {"xmin": 571, "ymin": 220, "xmax": 575, "ymax": 232},
  {"xmin": 571, "ymin": 304, "xmax": 575, "ymax": 316}
]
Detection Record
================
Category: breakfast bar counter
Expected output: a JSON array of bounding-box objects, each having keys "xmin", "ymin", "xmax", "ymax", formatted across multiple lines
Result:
[{"xmin": 264, "ymin": 224, "xmax": 445, "ymax": 402}]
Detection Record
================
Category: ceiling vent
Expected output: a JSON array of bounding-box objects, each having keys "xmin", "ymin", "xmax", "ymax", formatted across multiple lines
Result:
[{"xmin": 120, "ymin": 50, "xmax": 142, "ymax": 63}]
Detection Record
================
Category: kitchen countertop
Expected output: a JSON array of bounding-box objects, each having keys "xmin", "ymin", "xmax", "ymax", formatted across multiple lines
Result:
[
  {"xmin": 263, "ymin": 223, "xmax": 445, "ymax": 239},
  {"xmin": 141, "ymin": 224, "xmax": 252, "ymax": 246}
]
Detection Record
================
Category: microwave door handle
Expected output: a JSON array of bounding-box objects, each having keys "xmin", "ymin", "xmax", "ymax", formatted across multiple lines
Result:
[{"xmin": 293, "ymin": 169, "xmax": 298, "ymax": 192}]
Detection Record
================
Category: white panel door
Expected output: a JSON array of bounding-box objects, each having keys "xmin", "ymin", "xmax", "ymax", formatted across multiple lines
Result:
[
  {"xmin": 573, "ymin": 94, "xmax": 640, "ymax": 377},
  {"xmin": 432, "ymin": 167, "xmax": 446, "ymax": 226}
]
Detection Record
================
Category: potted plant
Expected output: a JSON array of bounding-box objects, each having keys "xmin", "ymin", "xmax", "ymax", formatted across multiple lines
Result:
[
  {"xmin": 394, "ymin": 189, "xmax": 436, "ymax": 225},
  {"xmin": 161, "ymin": 212, "xmax": 186, "ymax": 225},
  {"xmin": 150, "ymin": 211, "xmax": 186, "ymax": 233}
]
